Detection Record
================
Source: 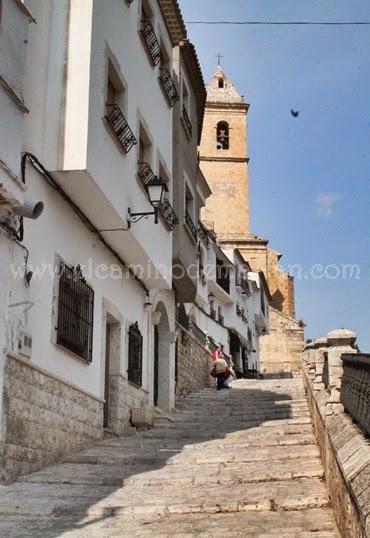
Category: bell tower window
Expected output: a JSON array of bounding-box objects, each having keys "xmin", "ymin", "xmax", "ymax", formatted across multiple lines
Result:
[
  {"xmin": 218, "ymin": 78, "xmax": 224, "ymax": 89},
  {"xmin": 216, "ymin": 121, "xmax": 229, "ymax": 150}
]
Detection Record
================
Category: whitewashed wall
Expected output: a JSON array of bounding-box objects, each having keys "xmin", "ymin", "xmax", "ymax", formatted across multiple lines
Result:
[{"xmin": 23, "ymin": 0, "xmax": 175, "ymax": 288}]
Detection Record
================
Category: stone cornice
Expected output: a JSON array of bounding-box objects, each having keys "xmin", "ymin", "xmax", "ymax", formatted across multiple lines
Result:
[
  {"xmin": 200, "ymin": 156, "xmax": 249, "ymax": 164},
  {"xmin": 217, "ymin": 236, "xmax": 270, "ymax": 249},
  {"xmin": 205, "ymin": 101, "xmax": 250, "ymax": 112}
]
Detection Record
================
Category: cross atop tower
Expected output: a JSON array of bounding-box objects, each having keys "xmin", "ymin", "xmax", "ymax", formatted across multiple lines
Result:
[{"xmin": 215, "ymin": 53, "xmax": 223, "ymax": 67}]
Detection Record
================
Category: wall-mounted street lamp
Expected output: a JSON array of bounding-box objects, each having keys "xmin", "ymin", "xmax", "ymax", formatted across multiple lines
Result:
[
  {"xmin": 99, "ymin": 177, "xmax": 168, "ymax": 232},
  {"xmin": 128, "ymin": 177, "xmax": 168, "ymax": 229}
]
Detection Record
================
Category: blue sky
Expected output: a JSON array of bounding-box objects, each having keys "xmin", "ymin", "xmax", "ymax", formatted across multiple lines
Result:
[{"xmin": 180, "ymin": 0, "xmax": 370, "ymax": 350}]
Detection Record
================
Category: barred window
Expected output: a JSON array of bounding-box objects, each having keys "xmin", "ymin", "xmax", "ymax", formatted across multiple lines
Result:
[
  {"xmin": 128, "ymin": 322, "xmax": 143, "ymax": 386},
  {"xmin": 57, "ymin": 263, "xmax": 94, "ymax": 362}
]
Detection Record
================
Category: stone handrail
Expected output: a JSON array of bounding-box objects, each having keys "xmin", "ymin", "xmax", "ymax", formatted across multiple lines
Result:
[
  {"xmin": 302, "ymin": 330, "xmax": 370, "ymax": 537},
  {"xmin": 341, "ymin": 353, "xmax": 370, "ymax": 437}
]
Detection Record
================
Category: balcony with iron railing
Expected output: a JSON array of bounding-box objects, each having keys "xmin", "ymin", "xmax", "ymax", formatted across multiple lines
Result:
[
  {"xmin": 159, "ymin": 69, "xmax": 179, "ymax": 107},
  {"xmin": 182, "ymin": 105, "xmax": 192, "ymax": 137},
  {"xmin": 104, "ymin": 104, "xmax": 137, "ymax": 153},
  {"xmin": 159, "ymin": 198, "xmax": 178, "ymax": 231},
  {"xmin": 185, "ymin": 210, "xmax": 198, "ymax": 242},
  {"xmin": 140, "ymin": 20, "xmax": 161, "ymax": 66},
  {"xmin": 137, "ymin": 162, "xmax": 156, "ymax": 189}
]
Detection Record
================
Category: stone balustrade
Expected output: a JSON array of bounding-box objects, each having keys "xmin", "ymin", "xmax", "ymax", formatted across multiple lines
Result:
[
  {"xmin": 341, "ymin": 353, "xmax": 370, "ymax": 437},
  {"xmin": 302, "ymin": 329, "xmax": 370, "ymax": 537}
]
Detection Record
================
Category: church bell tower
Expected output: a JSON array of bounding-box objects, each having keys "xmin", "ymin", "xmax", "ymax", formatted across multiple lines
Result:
[{"xmin": 199, "ymin": 66, "xmax": 251, "ymax": 240}]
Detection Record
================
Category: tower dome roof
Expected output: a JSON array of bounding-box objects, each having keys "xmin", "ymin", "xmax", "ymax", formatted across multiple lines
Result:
[{"xmin": 206, "ymin": 66, "xmax": 245, "ymax": 104}]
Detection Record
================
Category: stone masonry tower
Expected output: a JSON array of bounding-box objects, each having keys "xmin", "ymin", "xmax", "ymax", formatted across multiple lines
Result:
[
  {"xmin": 199, "ymin": 66, "xmax": 304, "ymax": 375},
  {"xmin": 199, "ymin": 67, "xmax": 250, "ymax": 239}
]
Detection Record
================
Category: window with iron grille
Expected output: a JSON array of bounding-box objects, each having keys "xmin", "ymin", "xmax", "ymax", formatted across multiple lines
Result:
[
  {"xmin": 128, "ymin": 322, "xmax": 143, "ymax": 386},
  {"xmin": 57, "ymin": 263, "xmax": 94, "ymax": 362}
]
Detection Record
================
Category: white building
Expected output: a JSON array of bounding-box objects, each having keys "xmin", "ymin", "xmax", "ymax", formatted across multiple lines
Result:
[
  {"xmin": 0, "ymin": 0, "xmax": 189, "ymax": 480},
  {"xmin": 183, "ymin": 224, "xmax": 270, "ymax": 374}
]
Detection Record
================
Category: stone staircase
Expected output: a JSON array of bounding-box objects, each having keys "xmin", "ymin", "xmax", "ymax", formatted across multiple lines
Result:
[{"xmin": 0, "ymin": 377, "xmax": 339, "ymax": 537}]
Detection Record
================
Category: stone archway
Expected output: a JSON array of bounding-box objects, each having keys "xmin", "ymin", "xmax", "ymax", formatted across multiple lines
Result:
[{"xmin": 153, "ymin": 302, "xmax": 171, "ymax": 412}]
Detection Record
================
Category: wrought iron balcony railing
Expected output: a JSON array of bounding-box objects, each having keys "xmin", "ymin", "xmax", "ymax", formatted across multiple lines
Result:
[
  {"xmin": 159, "ymin": 199, "xmax": 178, "ymax": 231},
  {"xmin": 341, "ymin": 354, "xmax": 370, "ymax": 436},
  {"xmin": 105, "ymin": 104, "xmax": 137, "ymax": 153},
  {"xmin": 159, "ymin": 69, "xmax": 179, "ymax": 107},
  {"xmin": 141, "ymin": 20, "xmax": 161, "ymax": 66},
  {"xmin": 137, "ymin": 162, "xmax": 156, "ymax": 188},
  {"xmin": 182, "ymin": 105, "xmax": 192, "ymax": 136},
  {"xmin": 185, "ymin": 210, "xmax": 198, "ymax": 242}
]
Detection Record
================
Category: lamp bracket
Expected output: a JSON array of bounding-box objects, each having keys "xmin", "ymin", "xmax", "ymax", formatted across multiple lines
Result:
[
  {"xmin": 128, "ymin": 207, "xmax": 158, "ymax": 225},
  {"xmin": 97, "ymin": 207, "xmax": 159, "ymax": 232}
]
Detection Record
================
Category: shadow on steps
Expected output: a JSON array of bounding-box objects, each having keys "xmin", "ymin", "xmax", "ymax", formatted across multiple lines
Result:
[{"xmin": 0, "ymin": 379, "xmax": 334, "ymax": 537}]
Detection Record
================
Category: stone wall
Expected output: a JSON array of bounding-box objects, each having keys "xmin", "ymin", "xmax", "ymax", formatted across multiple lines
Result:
[
  {"xmin": 302, "ymin": 330, "xmax": 370, "ymax": 537},
  {"xmin": 108, "ymin": 373, "xmax": 148, "ymax": 434},
  {"xmin": 1, "ymin": 353, "xmax": 104, "ymax": 482},
  {"xmin": 238, "ymin": 242, "xmax": 296, "ymax": 319},
  {"xmin": 176, "ymin": 323, "xmax": 215, "ymax": 396},
  {"xmin": 259, "ymin": 307, "xmax": 304, "ymax": 375}
]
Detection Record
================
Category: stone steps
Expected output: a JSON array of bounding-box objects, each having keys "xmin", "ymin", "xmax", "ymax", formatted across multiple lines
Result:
[
  {"xmin": 58, "ymin": 443, "xmax": 320, "ymax": 469},
  {"xmin": 16, "ymin": 458, "xmax": 323, "ymax": 489},
  {"xmin": 138, "ymin": 419, "xmax": 313, "ymax": 440},
  {"xmin": 0, "ymin": 377, "xmax": 339, "ymax": 537},
  {"xmin": 0, "ymin": 478, "xmax": 331, "ymax": 518},
  {"xmin": 0, "ymin": 508, "xmax": 339, "ymax": 537}
]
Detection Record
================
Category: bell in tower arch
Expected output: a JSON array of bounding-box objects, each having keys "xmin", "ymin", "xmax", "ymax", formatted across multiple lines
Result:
[{"xmin": 216, "ymin": 121, "xmax": 229, "ymax": 150}]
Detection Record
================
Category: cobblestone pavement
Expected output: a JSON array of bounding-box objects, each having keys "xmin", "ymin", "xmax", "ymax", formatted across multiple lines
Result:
[{"xmin": 0, "ymin": 378, "xmax": 339, "ymax": 537}]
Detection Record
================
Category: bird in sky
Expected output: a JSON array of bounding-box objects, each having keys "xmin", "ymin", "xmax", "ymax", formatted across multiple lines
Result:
[{"xmin": 291, "ymin": 109, "xmax": 299, "ymax": 118}]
